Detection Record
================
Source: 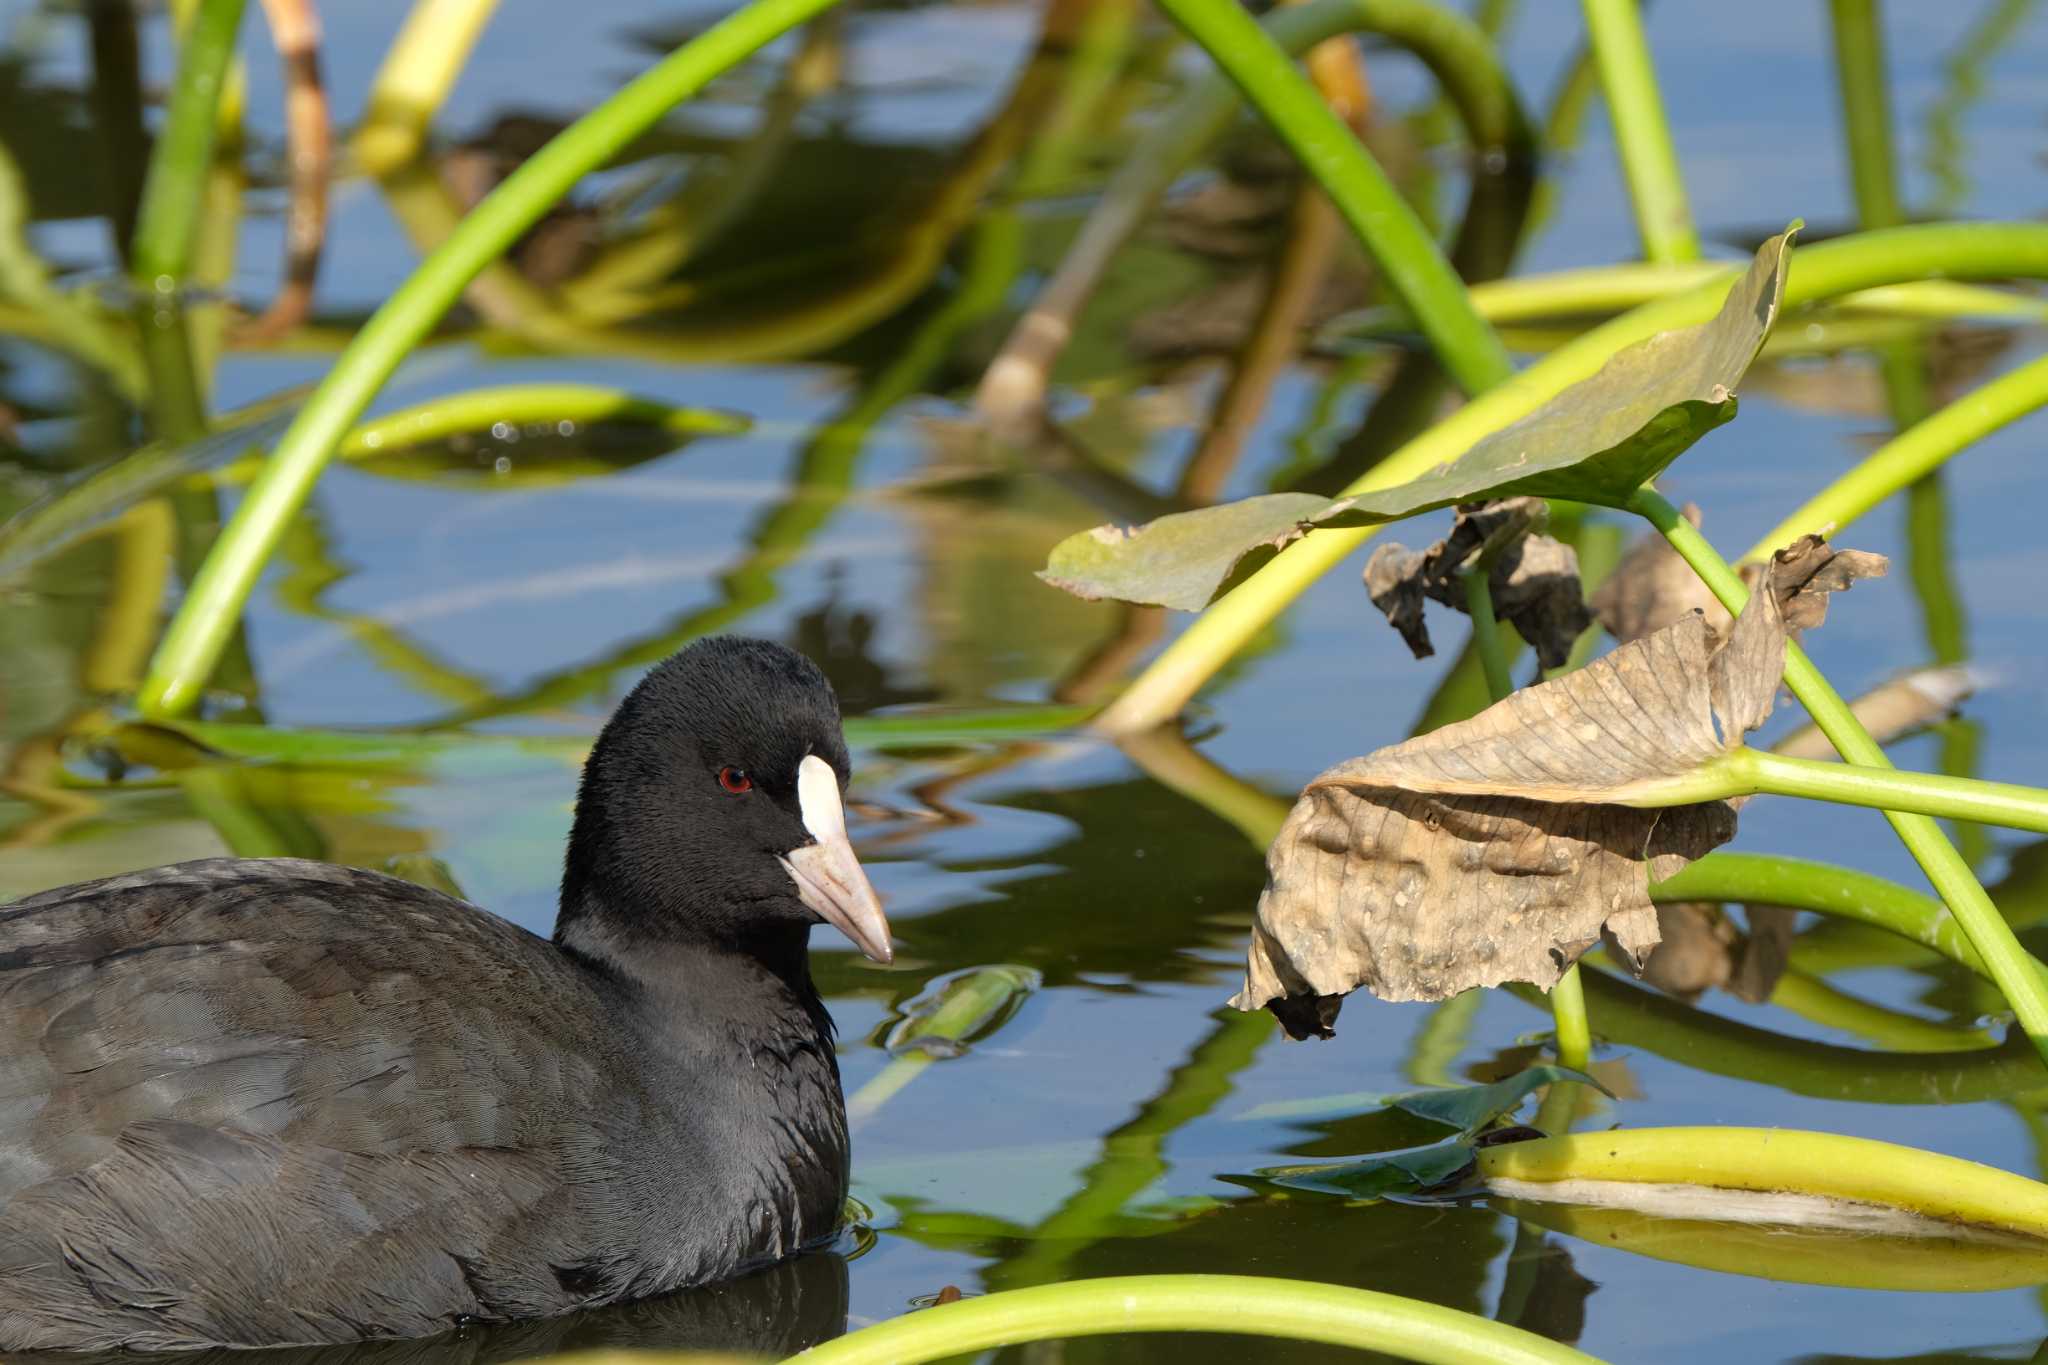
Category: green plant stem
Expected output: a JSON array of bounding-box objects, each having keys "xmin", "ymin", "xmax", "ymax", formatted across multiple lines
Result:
[
  {"xmin": 137, "ymin": 0, "xmax": 846, "ymax": 718},
  {"xmin": 1462, "ymin": 558, "xmax": 1590, "ymax": 1067},
  {"xmin": 131, "ymin": 0, "xmax": 246, "ymax": 290},
  {"xmin": 1579, "ymin": 0, "xmax": 1697, "ymax": 262},
  {"xmin": 1747, "ymin": 349, "xmax": 2048, "ymax": 558},
  {"xmin": 789, "ymin": 1275, "xmax": 1602, "ymax": 1365},
  {"xmin": 1460, "ymin": 568, "xmax": 1515, "ymax": 701},
  {"xmin": 845, "ymin": 966, "xmax": 1038, "ymax": 1123},
  {"xmin": 1098, "ymin": 221, "xmax": 2048, "ymax": 734},
  {"xmin": 1651, "ymin": 852, "xmax": 1990, "ymax": 972},
  {"xmin": 1150, "ymin": 0, "xmax": 1512, "ymax": 396},
  {"xmin": 1631, "ymin": 486, "xmax": 2048, "ymax": 1070},
  {"xmin": 1734, "ymin": 749, "xmax": 2048, "ymax": 835},
  {"xmin": 1547, "ymin": 963, "xmax": 1591, "ymax": 1071},
  {"xmin": 1829, "ymin": 0, "xmax": 1904, "ymax": 229}
]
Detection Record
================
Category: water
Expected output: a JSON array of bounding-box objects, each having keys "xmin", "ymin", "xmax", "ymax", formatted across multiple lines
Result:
[{"xmin": 2, "ymin": 0, "xmax": 2048, "ymax": 1359}]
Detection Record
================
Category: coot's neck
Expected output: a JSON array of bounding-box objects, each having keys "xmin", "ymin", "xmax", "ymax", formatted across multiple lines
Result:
[{"xmin": 555, "ymin": 885, "xmax": 835, "ymax": 1050}]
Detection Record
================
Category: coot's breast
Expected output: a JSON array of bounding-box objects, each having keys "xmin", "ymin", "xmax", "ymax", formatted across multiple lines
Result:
[{"xmin": 0, "ymin": 859, "xmax": 747, "ymax": 1350}]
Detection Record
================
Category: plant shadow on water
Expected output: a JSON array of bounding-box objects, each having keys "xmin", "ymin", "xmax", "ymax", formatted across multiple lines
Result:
[{"xmin": 6, "ymin": 0, "xmax": 2048, "ymax": 1361}]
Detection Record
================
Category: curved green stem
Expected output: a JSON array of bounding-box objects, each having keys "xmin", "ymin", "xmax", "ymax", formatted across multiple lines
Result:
[
  {"xmin": 1632, "ymin": 486, "xmax": 2048, "ymax": 1070},
  {"xmin": 1580, "ymin": 0, "xmax": 1697, "ymax": 262},
  {"xmin": 789, "ymin": 1275, "xmax": 1603, "ymax": 1365},
  {"xmin": 1747, "ymin": 349, "xmax": 2048, "ymax": 558},
  {"xmin": 137, "ymin": 0, "xmax": 846, "ymax": 717},
  {"xmin": 131, "ymin": 0, "xmax": 246, "ymax": 290},
  {"xmin": 1152, "ymin": 0, "xmax": 1512, "ymax": 396},
  {"xmin": 1652, "ymin": 852, "xmax": 1982, "ymax": 969},
  {"xmin": 1098, "ymin": 221, "xmax": 2048, "ymax": 734}
]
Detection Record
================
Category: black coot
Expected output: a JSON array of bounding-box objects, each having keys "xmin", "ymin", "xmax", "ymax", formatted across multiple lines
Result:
[{"xmin": 0, "ymin": 637, "xmax": 891, "ymax": 1352}]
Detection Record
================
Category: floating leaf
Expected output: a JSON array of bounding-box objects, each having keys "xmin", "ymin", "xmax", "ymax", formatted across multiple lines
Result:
[
  {"xmin": 1252, "ymin": 1141, "xmax": 1475, "ymax": 1201},
  {"xmin": 1041, "ymin": 229, "xmax": 1796, "ymax": 609},
  {"xmin": 1386, "ymin": 1065, "xmax": 1604, "ymax": 1137},
  {"xmin": 1362, "ymin": 499, "xmax": 1592, "ymax": 669},
  {"xmin": 1232, "ymin": 540, "xmax": 1885, "ymax": 1032}
]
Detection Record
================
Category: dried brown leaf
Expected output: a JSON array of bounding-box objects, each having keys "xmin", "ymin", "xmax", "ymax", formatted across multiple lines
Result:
[
  {"xmin": 1234, "ymin": 541, "xmax": 1884, "ymax": 1033},
  {"xmin": 1363, "ymin": 500, "xmax": 1593, "ymax": 668},
  {"xmin": 1588, "ymin": 504, "xmax": 1727, "ymax": 644},
  {"xmin": 1772, "ymin": 664, "xmax": 1980, "ymax": 761},
  {"xmin": 1762, "ymin": 535, "xmax": 1889, "ymax": 636}
]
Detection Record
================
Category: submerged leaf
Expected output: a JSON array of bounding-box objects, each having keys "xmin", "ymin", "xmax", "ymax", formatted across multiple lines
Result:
[
  {"xmin": 1041, "ymin": 229, "xmax": 1797, "ymax": 609},
  {"xmin": 1232, "ymin": 539, "xmax": 1886, "ymax": 1030},
  {"xmin": 1363, "ymin": 499, "xmax": 1592, "ymax": 668}
]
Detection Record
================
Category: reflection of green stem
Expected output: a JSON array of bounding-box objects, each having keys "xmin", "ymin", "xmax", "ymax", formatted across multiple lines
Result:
[
  {"xmin": 214, "ymin": 385, "xmax": 747, "ymax": 482},
  {"xmin": 1099, "ymin": 221, "xmax": 2048, "ymax": 735},
  {"xmin": 988, "ymin": 1009, "xmax": 1273, "ymax": 1292},
  {"xmin": 429, "ymin": 208, "xmax": 1023, "ymax": 728},
  {"xmin": 0, "ymin": 140, "xmax": 144, "ymax": 395},
  {"xmin": 1523, "ymin": 970, "xmax": 2047, "ymax": 1104},
  {"xmin": 1828, "ymin": 0, "xmax": 1904, "ymax": 229},
  {"xmin": 1580, "ymin": 0, "xmax": 1696, "ymax": 262},
  {"xmin": 140, "ymin": 0, "xmax": 851, "ymax": 718},
  {"xmin": 1922, "ymin": 0, "xmax": 2037, "ymax": 214},
  {"xmin": 355, "ymin": 0, "xmax": 504, "ymax": 175},
  {"xmin": 1152, "ymin": 0, "xmax": 1511, "ymax": 395},
  {"xmin": 1405, "ymin": 989, "xmax": 1482, "ymax": 1087},
  {"xmin": 1747, "ymin": 351, "xmax": 2048, "ymax": 557},
  {"xmin": 1635, "ymin": 487, "xmax": 2048, "ymax": 1070},
  {"xmin": 1769, "ymin": 968, "xmax": 1998, "ymax": 1052},
  {"xmin": 131, "ymin": 0, "xmax": 247, "ymax": 290},
  {"xmin": 797, "ymin": 1275, "xmax": 1600, "ymax": 1365}
]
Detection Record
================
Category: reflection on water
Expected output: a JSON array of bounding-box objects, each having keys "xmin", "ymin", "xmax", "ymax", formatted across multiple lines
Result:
[
  {"xmin": 3, "ymin": 0, "xmax": 2048, "ymax": 1361},
  {"xmin": 4, "ymin": 1254, "xmax": 847, "ymax": 1365}
]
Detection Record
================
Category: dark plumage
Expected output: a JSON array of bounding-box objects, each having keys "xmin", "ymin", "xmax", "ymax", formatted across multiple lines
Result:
[{"xmin": 0, "ymin": 638, "xmax": 891, "ymax": 1352}]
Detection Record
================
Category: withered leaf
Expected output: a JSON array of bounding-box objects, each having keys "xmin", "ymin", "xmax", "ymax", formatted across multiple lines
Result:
[
  {"xmin": 1363, "ymin": 499, "xmax": 1593, "ymax": 669},
  {"xmin": 1764, "ymin": 535, "xmax": 1889, "ymax": 636},
  {"xmin": 1772, "ymin": 664, "xmax": 1980, "ymax": 761},
  {"xmin": 1589, "ymin": 503, "xmax": 1727, "ymax": 644},
  {"xmin": 1233, "ymin": 542, "xmax": 1883, "ymax": 1033}
]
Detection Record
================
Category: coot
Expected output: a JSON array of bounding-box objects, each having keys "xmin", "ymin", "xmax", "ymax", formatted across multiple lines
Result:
[{"xmin": 0, "ymin": 637, "xmax": 891, "ymax": 1352}]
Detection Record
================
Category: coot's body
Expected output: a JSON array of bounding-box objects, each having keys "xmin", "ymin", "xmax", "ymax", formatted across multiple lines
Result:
[{"xmin": 0, "ymin": 639, "xmax": 890, "ymax": 1352}]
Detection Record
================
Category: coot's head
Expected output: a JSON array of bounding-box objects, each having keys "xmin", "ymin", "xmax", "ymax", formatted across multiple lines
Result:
[{"xmin": 557, "ymin": 637, "xmax": 891, "ymax": 967}]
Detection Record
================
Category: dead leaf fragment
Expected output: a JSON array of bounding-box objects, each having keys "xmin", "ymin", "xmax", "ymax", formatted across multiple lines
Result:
[
  {"xmin": 1590, "ymin": 503, "xmax": 1728, "ymax": 643},
  {"xmin": 1773, "ymin": 664, "xmax": 1980, "ymax": 760},
  {"xmin": 1234, "ymin": 539, "xmax": 1885, "ymax": 1033},
  {"xmin": 1763, "ymin": 535, "xmax": 1889, "ymax": 636},
  {"xmin": 1363, "ymin": 499, "xmax": 1594, "ymax": 668}
]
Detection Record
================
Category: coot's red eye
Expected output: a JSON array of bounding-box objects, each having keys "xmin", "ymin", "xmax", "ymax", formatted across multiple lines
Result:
[{"xmin": 718, "ymin": 766, "xmax": 752, "ymax": 795}]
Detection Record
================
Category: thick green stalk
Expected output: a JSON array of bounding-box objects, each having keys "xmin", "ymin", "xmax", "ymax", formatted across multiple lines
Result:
[
  {"xmin": 1631, "ymin": 487, "xmax": 2048, "ymax": 1069},
  {"xmin": 131, "ymin": 0, "xmax": 247, "ymax": 290},
  {"xmin": 1098, "ymin": 222, "xmax": 2048, "ymax": 734},
  {"xmin": 137, "ymin": 0, "xmax": 845, "ymax": 717},
  {"xmin": 1151, "ymin": 0, "xmax": 1512, "ymax": 396},
  {"xmin": 789, "ymin": 1275, "xmax": 1603, "ymax": 1365},
  {"xmin": 1579, "ymin": 0, "xmax": 1697, "ymax": 262},
  {"xmin": 1747, "ymin": 350, "xmax": 2048, "ymax": 558}
]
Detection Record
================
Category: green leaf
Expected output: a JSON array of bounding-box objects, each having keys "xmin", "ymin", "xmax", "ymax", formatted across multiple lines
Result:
[
  {"xmin": 1041, "ymin": 227, "xmax": 1797, "ymax": 610},
  {"xmin": 1253, "ymin": 1141, "xmax": 1476, "ymax": 1200},
  {"xmin": 1386, "ymin": 1065, "xmax": 1605, "ymax": 1136}
]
